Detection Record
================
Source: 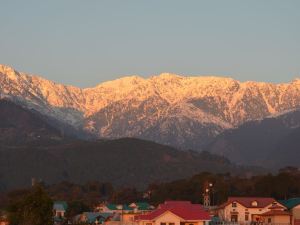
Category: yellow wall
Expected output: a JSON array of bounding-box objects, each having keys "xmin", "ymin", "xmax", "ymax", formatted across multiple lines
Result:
[
  {"xmin": 292, "ymin": 205, "xmax": 300, "ymax": 220},
  {"xmin": 264, "ymin": 215, "xmax": 291, "ymax": 224},
  {"xmin": 123, "ymin": 214, "xmax": 136, "ymax": 222},
  {"xmin": 137, "ymin": 211, "xmax": 207, "ymax": 225}
]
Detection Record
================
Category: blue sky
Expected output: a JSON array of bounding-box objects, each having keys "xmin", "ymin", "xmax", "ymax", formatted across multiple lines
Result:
[{"xmin": 1, "ymin": 0, "xmax": 299, "ymax": 87}]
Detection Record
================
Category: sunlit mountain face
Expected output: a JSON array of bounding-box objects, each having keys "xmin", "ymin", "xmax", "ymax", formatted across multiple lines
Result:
[{"xmin": 1, "ymin": 64, "xmax": 300, "ymax": 152}]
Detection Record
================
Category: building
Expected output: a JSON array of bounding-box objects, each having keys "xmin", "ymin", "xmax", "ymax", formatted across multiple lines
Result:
[
  {"xmin": 53, "ymin": 201, "xmax": 68, "ymax": 223},
  {"xmin": 94, "ymin": 202, "xmax": 154, "ymax": 225},
  {"xmin": 259, "ymin": 206, "xmax": 292, "ymax": 225},
  {"xmin": 218, "ymin": 197, "xmax": 286, "ymax": 223},
  {"xmin": 135, "ymin": 201, "xmax": 211, "ymax": 225},
  {"xmin": 73, "ymin": 212, "xmax": 113, "ymax": 224},
  {"xmin": 97, "ymin": 202, "xmax": 153, "ymax": 214},
  {"xmin": 280, "ymin": 198, "xmax": 300, "ymax": 225}
]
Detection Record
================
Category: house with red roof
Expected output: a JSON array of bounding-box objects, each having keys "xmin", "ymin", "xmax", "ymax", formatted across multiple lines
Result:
[
  {"xmin": 218, "ymin": 197, "xmax": 287, "ymax": 223},
  {"xmin": 135, "ymin": 201, "xmax": 211, "ymax": 225}
]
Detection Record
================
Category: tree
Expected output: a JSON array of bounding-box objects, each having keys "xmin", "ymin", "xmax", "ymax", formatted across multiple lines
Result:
[
  {"xmin": 8, "ymin": 184, "xmax": 53, "ymax": 225},
  {"xmin": 66, "ymin": 201, "xmax": 90, "ymax": 218}
]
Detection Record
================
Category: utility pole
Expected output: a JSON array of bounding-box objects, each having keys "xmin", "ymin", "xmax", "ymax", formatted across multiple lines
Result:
[{"xmin": 203, "ymin": 181, "xmax": 213, "ymax": 208}]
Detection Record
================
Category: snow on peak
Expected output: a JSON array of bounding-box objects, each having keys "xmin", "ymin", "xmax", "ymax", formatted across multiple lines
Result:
[
  {"xmin": 2, "ymin": 64, "xmax": 300, "ymax": 143},
  {"xmin": 0, "ymin": 64, "xmax": 21, "ymax": 81}
]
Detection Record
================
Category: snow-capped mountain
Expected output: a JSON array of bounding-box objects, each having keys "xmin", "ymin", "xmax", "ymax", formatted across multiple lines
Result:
[{"xmin": 1, "ymin": 64, "xmax": 300, "ymax": 149}]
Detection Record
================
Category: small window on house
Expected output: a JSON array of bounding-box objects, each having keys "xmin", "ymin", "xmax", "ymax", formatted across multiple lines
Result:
[
  {"xmin": 268, "ymin": 218, "xmax": 271, "ymax": 223},
  {"xmin": 161, "ymin": 223, "xmax": 166, "ymax": 225},
  {"xmin": 251, "ymin": 201, "xmax": 258, "ymax": 207},
  {"xmin": 245, "ymin": 214, "xmax": 249, "ymax": 221},
  {"xmin": 232, "ymin": 202, "xmax": 237, "ymax": 207}
]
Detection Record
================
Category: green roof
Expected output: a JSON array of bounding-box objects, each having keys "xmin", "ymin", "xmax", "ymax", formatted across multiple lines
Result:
[
  {"xmin": 106, "ymin": 204, "xmax": 118, "ymax": 210},
  {"xmin": 106, "ymin": 204, "xmax": 134, "ymax": 211},
  {"xmin": 53, "ymin": 201, "xmax": 68, "ymax": 211},
  {"xmin": 84, "ymin": 212, "xmax": 112, "ymax": 223},
  {"xmin": 105, "ymin": 202, "xmax": 151, "ymax": 211},
  {"xmin": 136, "ymin": 202, "xmax": 151, "ymax": 210},
  {"xmin": 279, "ymin": 198, "xmax": 300, "ymax": 210}
]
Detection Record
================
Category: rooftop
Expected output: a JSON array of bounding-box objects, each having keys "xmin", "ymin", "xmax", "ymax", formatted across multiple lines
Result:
[
  {"xmin": 136, "ymin": 201, "xmax": 211, "ymax": 221},
  {"xmin": 279, "ymin": 198, "xmax": 300, "ymax": 210},
  {"xmin": 220, "ymin": 197, "xmax": 279, "ymax": 208}
]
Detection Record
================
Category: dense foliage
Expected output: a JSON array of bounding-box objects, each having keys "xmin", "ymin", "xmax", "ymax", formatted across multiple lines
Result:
[
  {"xmin": 1, "ymin": 167, "xmax": 299, "ymax": 214},
  {"xmin": 6, "ymin": 185, "xmax": 53, "ymax": 225},
  {"xmin": 149, "ymin": 167, "xmax": 300, "ymax": 205}
]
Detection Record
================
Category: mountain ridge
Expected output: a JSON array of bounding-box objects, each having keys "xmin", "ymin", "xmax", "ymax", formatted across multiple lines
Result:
[
  {"xmin": 205, "ymin": 108, "xmax": 300, "ymax": 168},
  {"xmin": 1, "ymin": 64, "xmax": 300, "ymax": 149}
]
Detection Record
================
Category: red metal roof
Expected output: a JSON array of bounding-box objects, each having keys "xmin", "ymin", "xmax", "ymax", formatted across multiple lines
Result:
[
  {"xmin": 220, "ymin": 197, "xmax": 279, "ymax": 208},
  {"xmin": 135, "ymin": 201, "xmax": 211, "ymax": 221}
]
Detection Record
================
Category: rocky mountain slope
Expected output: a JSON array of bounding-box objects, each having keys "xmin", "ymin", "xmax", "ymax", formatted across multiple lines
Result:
[
  {"xmin": 0, "ymin": 99, "xmax": 64, "ymax": 145},
  {"xmin": 1, "ymin": 64, "xmax": 300, "ymax": 149},
  {"xmin": 206, "ymin": 109, "xmax": 300, "ymax": 168}
]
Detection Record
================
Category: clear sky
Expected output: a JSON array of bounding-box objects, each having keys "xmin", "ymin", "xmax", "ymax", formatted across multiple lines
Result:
[{"xmin": 1, "ymin": 0, "xmax": 299, "ymax": 88}]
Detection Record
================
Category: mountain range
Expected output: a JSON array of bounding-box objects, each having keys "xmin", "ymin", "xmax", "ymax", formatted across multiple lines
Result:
[
  {"xmin": 0, "ymin": 64, "xmax": 300, "ymax": 168},
  {"xmin": 0, "ymin": 99, "xmax": 262, "ymax": 191}
]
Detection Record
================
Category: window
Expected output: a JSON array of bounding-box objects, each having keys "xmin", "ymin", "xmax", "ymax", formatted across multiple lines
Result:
[
  {"xmin": 161, "ymin": 223, "xmax": 166, "ymax": 225},
  {"xmin": 268, "ymin": 218, "xmax": 272, "ymax": 223},
  {"xmin": 169, "ymin": 223, "xmax": 175, "ymax": 225},
  {"xmin": 231, "ymin": 215, "xmax": 238, "ymax": 222},
  {"xmin": 232, "ymin": 202, "xmax": 237, "ymax": 208},
  {"xmin": 245, "ymin": 214, "xmax": 249, "ymax": 221},
  {"xmin": 251, "ymin": 201, "xmax": 258, "ymax": 207}
]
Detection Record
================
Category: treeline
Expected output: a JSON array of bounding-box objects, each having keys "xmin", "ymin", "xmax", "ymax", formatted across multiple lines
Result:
[
  {"xmin": 1, "ymin": 167, "xmax": 300, "ymax": 212},
  {"xmin": 149, "ymin": 166, "xmax": 300, "ymax": 205}
]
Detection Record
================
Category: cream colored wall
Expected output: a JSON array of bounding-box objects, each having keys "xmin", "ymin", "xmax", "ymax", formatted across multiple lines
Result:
[
  {"xmin": 273, "ymin": 215, "xmax": 291, "ymax": 224},
  {"xmin": 137, "ymin": 212, "xmax": 208, "ymax": 225},
  {"xmin": 221, "ymin": 202, "xmax": 246, "ymax": 222},
  {"xmin": 264, "ymin": 215, "xmax": 291, "ymax": 224},
  {"xmin": 154, "ymin": 211, "xmax": 181, "ymax": 225},
  {"xmin": 292, "ymin": 205, "xmax": 300, "ymax": 220}
]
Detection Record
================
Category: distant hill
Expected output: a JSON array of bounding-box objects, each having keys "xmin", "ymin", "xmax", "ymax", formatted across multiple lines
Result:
[
  {"xmin": 0, "ymin": 99, "xmax": 264, "ymax": 191},
  {"xmin": 0, "ymin": 138, "xmax": 265, "ymax": 191},
  {"xmin": 206, "ymin": 109, "xmax": 300, "ymax": 168}
]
